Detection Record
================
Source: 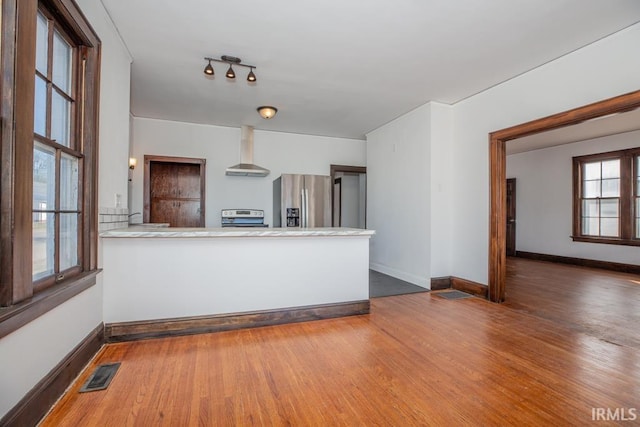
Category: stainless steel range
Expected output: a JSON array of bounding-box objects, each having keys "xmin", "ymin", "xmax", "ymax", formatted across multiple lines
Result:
[{"xmin": 221, "ymin": 209, "xmax": 268, "ymax": 227}]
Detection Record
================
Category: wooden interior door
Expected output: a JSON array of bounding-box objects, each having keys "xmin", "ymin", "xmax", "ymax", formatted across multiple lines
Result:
[
  {"xmin": 144, "ymin": 156, "xmax": 206, "ymax": 227},
  {"xmin": 506, "ymin": 178, "xmax": 516, "ymax": 256}
]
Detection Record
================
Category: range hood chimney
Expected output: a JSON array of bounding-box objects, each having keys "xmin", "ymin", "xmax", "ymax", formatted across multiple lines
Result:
[{"xmin": 225, "ymin": 125, "xmax": 270, "ymax": 177}]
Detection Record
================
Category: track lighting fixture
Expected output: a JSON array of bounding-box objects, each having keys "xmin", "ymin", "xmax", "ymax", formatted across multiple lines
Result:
[{"xmin": 203, "ymin": 55, "xmax": 256, "ymax": 83}]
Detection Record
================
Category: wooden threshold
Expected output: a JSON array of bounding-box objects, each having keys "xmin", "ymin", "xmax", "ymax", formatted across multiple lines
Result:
[{"xmin": 105, "ymin": 300, "xmax": 370, "ymax": 342}]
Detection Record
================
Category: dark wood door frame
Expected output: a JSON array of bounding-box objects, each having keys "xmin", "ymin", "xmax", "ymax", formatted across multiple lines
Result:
[
  {"xmin": 330, "ymin": 165, "xmax": 367, "ymax": 228},
  {"xmin": 506, "ymin": 178, "xmax": 516, "ymax": 257},
  {"xmin": 333, "ymin": 177, "xmax": 342, "ymax": 227},
  {"xmin": 143, "ymin": 155, "xmax": 206, "ymax": 226},
  {"xmin": 489, "ymin": 90, "xmax": 640, "ymax": 302}
]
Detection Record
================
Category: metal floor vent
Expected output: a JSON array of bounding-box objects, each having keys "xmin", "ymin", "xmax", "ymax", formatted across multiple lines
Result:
[
  {"xmin": 435, "ymin": 290, "xmax": 474, "ymax": 300},
  {"xmin": 79, "ymin": 362, "xmax": 121, "ymax": 393}
]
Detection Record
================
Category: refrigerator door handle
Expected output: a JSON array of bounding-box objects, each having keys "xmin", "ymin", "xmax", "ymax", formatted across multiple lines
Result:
[
  {"xmin": 302, "ymin": 189, "xmax": 306, "ymax": 227},
  {"xmin": 304, "ymin": 189, "xmax": 309, "ymax": 228},
  {"xmin": 300, "ymin": 189, "xmax": 305, "ymax": 227}
]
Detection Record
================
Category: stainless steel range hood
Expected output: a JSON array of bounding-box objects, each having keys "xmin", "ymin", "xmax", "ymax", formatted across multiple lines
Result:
[{"xmin": 226, "ymin": 125, "xmax": 270, "ymax": 177}]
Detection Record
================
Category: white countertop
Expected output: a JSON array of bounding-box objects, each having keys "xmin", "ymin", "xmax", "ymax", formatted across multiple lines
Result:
[{"xmin": 100, "ymin": 226, "xmax": 375, "ymax": 238}]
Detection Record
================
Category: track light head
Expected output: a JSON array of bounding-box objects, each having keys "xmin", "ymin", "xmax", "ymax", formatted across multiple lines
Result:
[
  {"xmin": 204, "ymin": 59, "xmax": 214, "ymax": 76},
  {"xmin": 226, "ymin": 65, "xmax": 236, "ymax": 79},
  {"xmin": 247, "ymin": 68, "xmax": 256, "ymax": 82}
]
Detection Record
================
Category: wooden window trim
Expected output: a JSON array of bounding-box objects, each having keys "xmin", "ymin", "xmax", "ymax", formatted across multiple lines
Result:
[
  {"xmin": 0, "ymin": 270, "xmax": 99, "ymax": 339},
  {"xmin": 572, "ymin": 147, "xmax": 639, "ymax": 246},
  {"xmin": 0, "ymin": 0, "xmax": 101, "ymax": 336}
]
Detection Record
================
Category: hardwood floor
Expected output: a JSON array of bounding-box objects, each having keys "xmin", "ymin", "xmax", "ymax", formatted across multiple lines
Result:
[
  {"xmin": 505, "ymin": 257, "xmax": 640, "ymax": 349},
  {"xmin": 42, "ymin": 266, "xmax": 640, "ymax": 426}
]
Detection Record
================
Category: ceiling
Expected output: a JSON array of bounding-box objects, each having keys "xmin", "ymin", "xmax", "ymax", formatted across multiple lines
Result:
[{"xmin": 100, "ymin": 0, "xmax": 640, "ymax": 140}]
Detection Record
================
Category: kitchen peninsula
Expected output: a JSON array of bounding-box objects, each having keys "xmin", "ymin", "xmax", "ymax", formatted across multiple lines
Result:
[{"xmin": 100, "ymin": 226, "xmax": 374, "ymax": 341}]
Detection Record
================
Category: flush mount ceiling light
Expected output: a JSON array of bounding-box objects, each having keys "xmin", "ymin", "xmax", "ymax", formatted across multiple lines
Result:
[
  {"xmin": 257, "ymin": 106, "xmax": 278, "ymax": 119},
  {"xmin": 203, "ymin": 55, "xmax": 257, "ymax": 82}
]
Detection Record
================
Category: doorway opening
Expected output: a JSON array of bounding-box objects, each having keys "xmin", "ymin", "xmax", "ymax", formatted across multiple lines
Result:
[
  {"xmin": 143, "ymin": 155, "xmax": 206, "ymax": 227},
  {"xmin": 330, "ymin": 165, "xmax": 366, "ymax": 228},
  {"xmin": 488, "ymin": 90, "xmax": 640, "ymax": 302}
]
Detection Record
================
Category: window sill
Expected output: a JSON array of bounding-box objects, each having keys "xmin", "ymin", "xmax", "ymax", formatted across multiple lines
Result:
[
  {"xmin": 0, "ymin": 270, "xmax": 101, "ymax": 339},
  {"xmin": 571, "ymin": 236, "xmax": 640, "ymax": 247}
]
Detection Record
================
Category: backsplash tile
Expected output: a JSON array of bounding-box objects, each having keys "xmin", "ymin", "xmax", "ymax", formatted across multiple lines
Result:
[{"xmin": 99, "ymin": 207, "xmax": 130, "ymax": 232}]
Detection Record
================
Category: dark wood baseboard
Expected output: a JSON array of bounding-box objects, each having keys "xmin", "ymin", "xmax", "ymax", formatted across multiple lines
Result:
[
  {"xmin": 106, "ymin": 300, "xmax": 371, "ymax": 343},
  {"xmin": 1, "ymin": 323, "xmax": 104, "ymax": 427},
  {"xmin": 430, "ymin": 276, "xmax": 451, "ymax": 290},
  {"xmin": 451, "ymin": 277, "xmax": 488, "ymax": 298},
  {"xmin": 430, "ymin": 276, "xmax": 488, "ymax": 298},
  {"xmin": 515, "ymin": 251, "xmax": 640, "ymax": 275}
]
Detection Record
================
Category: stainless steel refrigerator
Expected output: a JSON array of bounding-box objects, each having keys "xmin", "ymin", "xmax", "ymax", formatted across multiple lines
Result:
[{"xmin": 273, "ymin": 174, "xmax": 332, "ymax": 227}]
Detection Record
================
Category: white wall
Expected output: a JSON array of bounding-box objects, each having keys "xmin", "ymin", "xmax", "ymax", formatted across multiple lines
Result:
[
  {"xmin": 429, "ymin": 103, "xmax": 454, "ymax": 278},
  {"xmin": 367, "ymin": 103, "xmax": 431, "ymax": 287},
  {"xmin": 450, "ymin": 23, "xmax": 640, "ymax": 285},
  {"xmin": 507, "ymin": 130, "xmax": 640, "ymax": 265},
  {"xmin": 129, "ymin": 118, "xmax": 366, "ymax": 227},
  {"xmin": 94, "ymin": 10, "xmax": 132, "ymax": 209},
  {"xmin": 0, "ymin": 285, "xmax": 103, "ymax": 417},
  {"xmin": 0, "ymin": 0, "xmax": 131, "ymax": 418}
]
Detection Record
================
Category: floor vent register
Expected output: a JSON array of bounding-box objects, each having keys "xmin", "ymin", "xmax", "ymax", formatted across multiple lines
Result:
[
  {"xmin": 79, "ymin": 362, "xmax": 121, "ymax": 393},
  {"xmin": 434, "ymin": 290, "xmax": 474, "ymax": 300}
]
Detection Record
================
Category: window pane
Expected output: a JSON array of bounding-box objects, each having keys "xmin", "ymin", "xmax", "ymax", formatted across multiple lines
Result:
[
  {"xmin": 583, "ymin": 180, "xmax": 600, "ymax": 198},
  {"xmin": 51, "ymin": 90, "xmax": 70, "ymax": 146},
  {"xmin": 33, "ymin": 214, "xmax": 55, "ymax": 281},
  {"xmin": 601, "ymin": 178, "xmax": 619, "ymax": 197},
  {"xmin": 53, "ymin": 30, "xmax": 72, "ymax": 94},
  {"xmin": 36, "ymin": 12, "xmax": 48, "ymax": 74},
  {"xmin": 60, "ymin": 154, "xmax": 79, "ymax": 210},
  {"xmin": 601, "ymin": 159, "xmax": 620, "ymax": 179},
  {"xmin": 60, "ymin": 213, "xmax": 78, "ymax": 271},
  {"xmin": 33, "ymin": 142, "xmax": 56, "ymax": 210},
  {"xmin": 34, "ymin": 75, "xmax": 47, "ymax": 136},
  {"xmin": 582, "ymin": 217, "xmax": 599, "ymax": 236},
  {"xmin": 600, "ymin": 218, "xmax": 619, "ymax": 237},
  {"xmin": 583, "ymin": 162, "xmax": 601, "ymax": 180},
  {"xmin": 582, "ymin": 199, "xmax": 599, "ymax": 217},
  {"xmin": 600, "ymin": 199, "xmax": 619, "ymax": 218}
]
